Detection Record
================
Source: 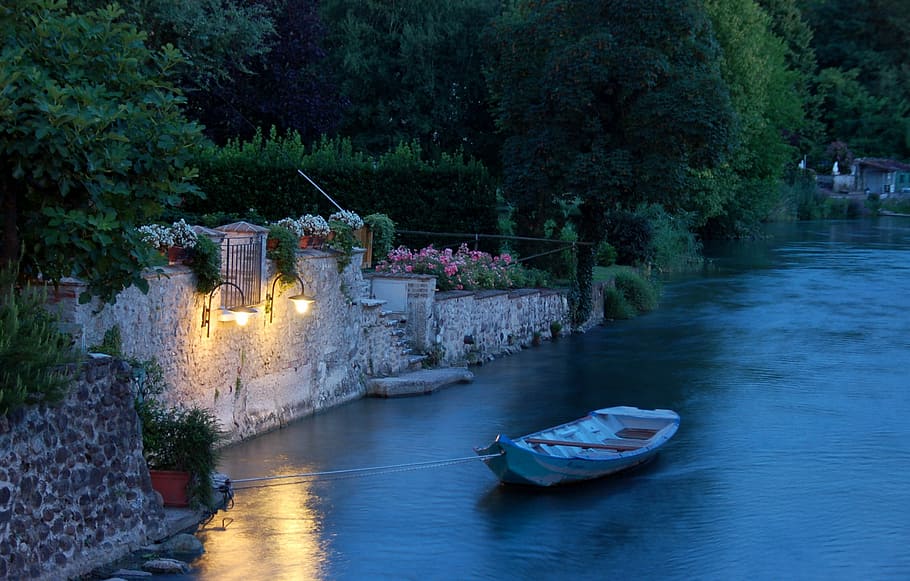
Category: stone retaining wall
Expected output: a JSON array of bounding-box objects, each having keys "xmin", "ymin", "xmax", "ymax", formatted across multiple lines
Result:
[
  {"xmin": 51, "ymin": 250, "xmax": 410, "ymax": 445},
  {"xmin": 0, "ymin": 357, "xmax": 165, "ymax": 580},
  {"xmin": 367, "ymin": 273, "xmax": 607, "ymax": 366},
  {"xmin": 47, "ymin": 250, "xmax": 606, "ymax": 445}
]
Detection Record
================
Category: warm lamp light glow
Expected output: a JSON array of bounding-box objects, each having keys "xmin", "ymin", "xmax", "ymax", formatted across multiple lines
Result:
[
  {"xmin": 289, "ymin": 294, "xmax": 315, "ymax": 314},
  {"xmin": 267, "ymin": 274, "xmax": 316, "ymax": 323},
  {"xmin": 201, "ymin": 281, "xmax": 255, "ymax": 337},
  {"xmin": 232, "ymin": 306, "xmax": 258, "ymax": 326}
]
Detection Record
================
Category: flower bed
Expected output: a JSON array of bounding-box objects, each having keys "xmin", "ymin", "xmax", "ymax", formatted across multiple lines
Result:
[{"xmin": 375, "ymin": 244, "xmax": 526, "ymax": 291}]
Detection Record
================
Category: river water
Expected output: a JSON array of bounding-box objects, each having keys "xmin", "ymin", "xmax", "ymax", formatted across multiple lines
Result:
[{"xmin": 186, "ymin": 218, "xmax": 910, "ymax": 581}]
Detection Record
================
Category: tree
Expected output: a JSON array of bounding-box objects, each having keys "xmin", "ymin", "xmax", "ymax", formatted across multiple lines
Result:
[
  {"xmin": 701, "ymin": 0, "xmax": 806, "ymax": 236},
  {"xmin": 0, "ymin": 1, "xmax": 206, "ymax": 304},
  {"xmin": 755, "ymin": 0, "xmax": 824, "ymax": 152},
  {"xmin": 803, "ymin": 0, "xmax": 910, "ymax": 159},
  {"xmin": 320, "ymin": 0, "xmax": 500, "ymax": 166},
  {"xmin": 72, "ymin": 0, "xmax": 276, "ymax": 89},
  {"xmin": 485, "ymin": 0, "xmax": 736, "ymax": 322},
  {"xmin": 486, "ymin": 0, "xmax": 735, "ymax": 237},
  {"xmin": 187, "ymin": 0, "xmax": 347, "ymax": 145}
]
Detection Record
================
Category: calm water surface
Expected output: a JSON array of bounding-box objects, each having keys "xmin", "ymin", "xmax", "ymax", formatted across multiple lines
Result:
[{"xmin": 187, "ymin": 219, "xmax": 910, "ymax": 580}]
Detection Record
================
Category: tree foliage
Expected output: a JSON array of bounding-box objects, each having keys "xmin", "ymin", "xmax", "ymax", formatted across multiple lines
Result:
[
  {"xmin": 486, "ymin": 0, "xmax": 736, "ymax": 241},
  {"xmin": 0, "ymin": 1, "xmax": 206, "ymax": 303},
  {"xmin": 701, "ymin": 0, "xmax": 806, "ymax": 236},
  {"xmin": 72, "ymin": 0, "xmax": 276, "ymax": 88},
  {"xmin": 0, "ymin": 263, "xmax": 80, "ymax": 416},
  {"xmin": 187, "ymin": 0, "xmax": 346, "ymax": 145},
  {"xmin": 803, "ymin": 0, "xmax": 910, "ymax": 159},
  {"xmin": 320, "ymin": 0, "xmax": 500, "ymax": 166}
]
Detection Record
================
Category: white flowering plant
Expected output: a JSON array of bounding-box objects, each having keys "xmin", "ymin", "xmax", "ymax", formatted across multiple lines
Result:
[
  {"xmin": 138, "ymin": 220, "xmax": 198, "ymax": 251},
  {"xmin": 138, "ymin": 224, "xmax": 174, "ymax": 251},
  {"xmin": 272, "ymin": 217, "xmax": 304, "ymax": 238},
  {"xmin": 169, "ymin": 219, "xmax": 198, "ymax": 248},
  {"xmin": 328, "ymin": 210, "xmax": 363, "ymax": 231},
  {"xmin": 298, "ymin": 214, "xmax": 330, "ymax": 237}
]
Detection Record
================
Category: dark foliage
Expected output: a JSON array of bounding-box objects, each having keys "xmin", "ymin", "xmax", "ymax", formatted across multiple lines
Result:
[
  {"xmin": 187, "ymin": 0, "xmax": 346, "ymax": 145},
  {"xmin": 605, "ymin": 211, "xmax": 654, "ymax": 266},
  {"xmin": 190, "ymin": 136, "xmax": 499, "ymax": 250}
]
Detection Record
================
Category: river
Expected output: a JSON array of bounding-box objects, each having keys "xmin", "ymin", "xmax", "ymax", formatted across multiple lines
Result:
[{"xmin": 185, "ymin": 218, "xmax": 910, "ymax": 580}]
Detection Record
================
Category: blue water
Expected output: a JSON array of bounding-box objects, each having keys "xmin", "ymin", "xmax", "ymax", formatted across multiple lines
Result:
[{"xmin": 187, "ymin": 218, "xmax": 910, "ymax": 580}]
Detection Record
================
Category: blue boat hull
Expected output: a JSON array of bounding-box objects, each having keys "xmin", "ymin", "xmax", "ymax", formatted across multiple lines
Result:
[{"xmin": 474, "ymin": 406, "xmax": 679, "ymax": 487}]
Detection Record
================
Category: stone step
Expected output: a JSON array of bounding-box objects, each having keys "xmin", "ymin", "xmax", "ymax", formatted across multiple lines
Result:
[{"xmin": 366, "ymin": 367, "xmax": 474, "ymax": 398}]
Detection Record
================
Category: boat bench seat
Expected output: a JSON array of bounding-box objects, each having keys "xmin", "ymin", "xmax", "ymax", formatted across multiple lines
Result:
[
  {"xmin": 616, "ymin": 427, "xmax": 660, "ymax": 440},
  {"xmin": 525, "ymin": 437, "xmax": 644, "ymax": 452}
]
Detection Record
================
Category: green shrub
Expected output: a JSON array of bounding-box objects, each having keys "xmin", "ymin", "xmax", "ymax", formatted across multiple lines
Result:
[
  {"xmin": 190, "ymin": 236, "xmax": 223, "ymax": 295},
  {"xmin": 613, "ymin": 270, "xmax": 659, "ymax": 313},
  {"xmin": 641, "ymin": 205, "xmax": 703, "ymax": 271},
  {"xmin": 595, "ymin": 241, "xmax": 617, "ymax": 266},
  {"xmin": 266, "ymin": 225, "xmax": 299, "ymax": 281},
  {"xmin": 364, "ymin": 213, "xmax": 396, "ymax": 262},
  {"xmin": 190, "ymin": 132, "xmax": 498, "ymax": 249},
  {"xmin": 0, "ymin": 265, "xmax": 81, "ymax": 415},
  {"xmin": 90, "ymin": 325, "xmax": 123, "ymax": 357},
  {"xmin": 605, "ymin": 210, "xmax": 654, "ymax": 266},
  {"xmin": 603, "ymin": 287, "xmax": 635, "ymax": 320}
]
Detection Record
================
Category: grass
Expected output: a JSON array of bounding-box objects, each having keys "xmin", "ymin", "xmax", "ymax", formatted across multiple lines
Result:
[{"xmin": 596, "ymin": 266, "xmax": 659, "ymax": 320}]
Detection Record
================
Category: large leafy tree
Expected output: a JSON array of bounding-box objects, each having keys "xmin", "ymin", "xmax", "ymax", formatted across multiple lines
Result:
[
  {"xmin": 803, "ymin": 0, "xmax": 910, "ymax": 158},
  {"xmin": 0, "ymin": 0, "xmax": 206, "ymax": 304},
  {"xmin": 188, "ymin": 0, "xmax": 347, "ymax": 145},
  {"xmin": 485, "ymin": 0, "xmax": 736, "ymax": 321},
  {"xmin": 755, "ymin": 0, "xmax": 823, "ymax": 152},
  {"xmin": 486, "ymin": 0, "xmax": 735, "ymax": 240},
  {"xmin": 72, "ymin": 0, "xmax": 276, "ymax": 89},
  {"xmin": 320, "ymin": 0, "xmax": 500, "ymax": 165},
  {"xmin": 701, "ymin": 0, "xmax": 805, "ymax": 236}
]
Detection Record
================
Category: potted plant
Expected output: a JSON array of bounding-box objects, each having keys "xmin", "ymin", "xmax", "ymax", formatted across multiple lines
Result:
[
  {"xmin": 138, "ymin": 219, "xmax": 198, "ymax": 264},
  {"xmin": 327, "ymin": 210, "xmax": 362, "ymax": 272},
  {"xmin": 267, "ymin": 224, "xmax": 300, "ymax": 280},
  {"xmin": 298, "ymin": 214, "xmax": 330, "ymax": 248},
  {"xmin": 133, "ymin": 359, "xmax": 223, "ymax": 508},
  {"xmin": 363, "ymin": 213, "xmax": 395, "ymax": 267}
]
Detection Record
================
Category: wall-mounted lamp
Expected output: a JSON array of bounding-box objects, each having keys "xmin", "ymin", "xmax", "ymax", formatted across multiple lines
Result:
[
  {"xmin": 266, "ymin": 274, "xmax": 315, "ymax": 323},
  {"xmin": 202, "ymin": 281, "xmax": 258, "ymax": 337}
]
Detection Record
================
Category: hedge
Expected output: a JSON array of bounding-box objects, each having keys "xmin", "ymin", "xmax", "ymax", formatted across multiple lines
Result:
[{"xmin": 188, "ymin": 130, "xmax": 499, "ymax": 252}]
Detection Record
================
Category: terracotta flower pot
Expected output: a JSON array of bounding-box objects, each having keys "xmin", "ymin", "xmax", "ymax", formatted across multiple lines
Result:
[
  {"xmin": 167, "ymin": 246, "xmax": 187, "ymax": 265},
  {"xmin": 299, "ymin": 235, "xmax": 326, "ymax": 249},
  {"xmin": 149, "ymin": 469, "xmax": 191, "ymax": 507}
]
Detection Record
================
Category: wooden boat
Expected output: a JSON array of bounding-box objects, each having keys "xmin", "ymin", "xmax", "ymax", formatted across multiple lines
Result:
[{"xmin": 474, "ymin": 406, "xmax": 680, "ymax": 486}]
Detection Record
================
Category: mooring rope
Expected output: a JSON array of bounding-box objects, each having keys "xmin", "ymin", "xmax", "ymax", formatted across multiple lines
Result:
[{"xmin": 231, "ymin": 453, "xmax": 501, "ymax": 491}]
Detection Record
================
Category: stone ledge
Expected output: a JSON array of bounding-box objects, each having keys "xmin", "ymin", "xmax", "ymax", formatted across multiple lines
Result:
[{"xmin": 365, "ymin": 367, "xmax": 474, "ymax": 397}]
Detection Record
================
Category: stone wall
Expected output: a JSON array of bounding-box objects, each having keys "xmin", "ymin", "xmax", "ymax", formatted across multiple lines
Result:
[
  {"xmin": 430, "ymin": 283, "xmax": 605, "ymax": 365},
  {"xmin": 47, "ymin": 248, "xmax": 606, "ymax": 445},
  {"xmin": 368, "ymin": 274, "xmax": 607, "ymax": 366},
  {"xmin": 50, "ymin": 249, "xmax": 411, "ymax": 445},
  {"xmin": 0, "ymin": 357, "xmax": 166, "ymax": 581}
]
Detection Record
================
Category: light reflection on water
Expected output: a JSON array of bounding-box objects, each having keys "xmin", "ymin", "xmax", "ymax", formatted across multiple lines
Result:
[{"xmin": 184, "ymin": 219, "xmax": 910, "ymax": 580}]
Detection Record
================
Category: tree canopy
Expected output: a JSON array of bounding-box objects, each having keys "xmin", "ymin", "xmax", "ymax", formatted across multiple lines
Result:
[
  {"xmin": 803, "ymin": 0, "xmax": 910, "ymax": 159},
  {"xmin": 320, "ymin": 0, "xmax": 500, "ymax": 165},
  {"xmin": 486, "ymin": 0, "xmax": 737, "ymax": 242},
  {"xmin": 0, "ymin": 0, "xmax": 205, "ymax": 304},
  {"xmin": 701, "ymin": 0, "xmax": 806, "ymax": 236},
  {"xmin": 187, "ymin": 0, "xmax": 347, "ymax": 144}
]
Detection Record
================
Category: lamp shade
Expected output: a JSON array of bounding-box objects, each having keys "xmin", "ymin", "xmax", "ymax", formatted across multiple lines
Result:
[
  {"xmin": 288, "ymin": 293, "xmax": 315, "ymax": 314},
  {"xmin": 230, "ymin": 306, "xmax": 259, "ymax": 326}
]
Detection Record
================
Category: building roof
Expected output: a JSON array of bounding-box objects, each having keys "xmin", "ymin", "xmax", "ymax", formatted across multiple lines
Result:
[{"xmin": 855, "ymin": 158, "xmax": 910, "ymax": 172}]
